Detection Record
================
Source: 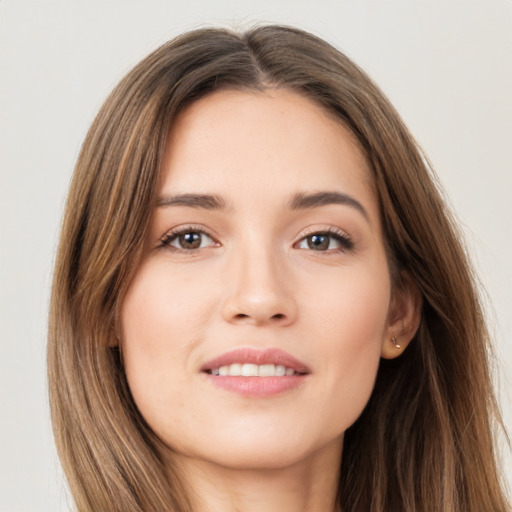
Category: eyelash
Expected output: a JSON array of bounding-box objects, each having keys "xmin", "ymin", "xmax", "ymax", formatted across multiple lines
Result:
[
  {"xmin": 158, "ymin": 225, "xmax": 218, "ymax": 254},
  {"xmin": 298, "ymin": 227, "xmax": 354, "ymax": 253},
  {"xmin": 157, "ymin": 225, "xmax": 354, "ymax": 254}
]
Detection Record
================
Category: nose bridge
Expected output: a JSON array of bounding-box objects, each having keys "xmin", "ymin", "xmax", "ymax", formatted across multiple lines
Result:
[{"xmin": 221, "ymin": 231, "xmax": 296, "ymax": 325}]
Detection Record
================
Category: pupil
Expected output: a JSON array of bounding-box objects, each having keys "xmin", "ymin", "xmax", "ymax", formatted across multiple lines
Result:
[
  {"xmin": 180, "ymin": 232, "xmax": 201, "ymax": 249},
  {"xmin": 308, "ymin": 234, "xmax": 329, "ymax": 250}
]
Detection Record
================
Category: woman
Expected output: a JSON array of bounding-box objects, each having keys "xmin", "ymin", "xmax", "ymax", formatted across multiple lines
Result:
[{"xmin": 48, "ymin": 25, "xmax": 510, "ymax": 511}]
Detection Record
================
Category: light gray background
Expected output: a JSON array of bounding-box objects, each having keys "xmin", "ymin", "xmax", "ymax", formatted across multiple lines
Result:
[{"xmin": 1, "ymin": 1, "xmax": 511, "ymax": 510}]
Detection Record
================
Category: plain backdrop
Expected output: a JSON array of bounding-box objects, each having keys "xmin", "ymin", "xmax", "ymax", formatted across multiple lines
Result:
[{"xmin": 1, "ymin": 1, "xmax": 511, "ymax": 510}]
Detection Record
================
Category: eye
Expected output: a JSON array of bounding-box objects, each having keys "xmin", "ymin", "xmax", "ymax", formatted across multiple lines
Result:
[
  {"xmin": 296, "ymin": 230, "xmax": 354, "ymax": 252},
  {"xmin": 159, "ymin": 228, "xmax": 217, "ymax": 252}
]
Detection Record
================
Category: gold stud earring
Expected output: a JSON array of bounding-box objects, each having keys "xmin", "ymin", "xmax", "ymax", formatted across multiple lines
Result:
[{"xmin": 391, "ymin": 336, "xmax": 401, "ymax": 349}]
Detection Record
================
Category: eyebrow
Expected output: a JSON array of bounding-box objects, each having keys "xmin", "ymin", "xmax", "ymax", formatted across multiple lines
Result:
[
  {"xmin": 156, "ymin": 190, "xmax": 369, "ymax": 221},
  {"xmin": 288, "ymin": 191, "xmax": 369, "ymax": 221},
  {"xmin": 156, "ymin": 193, "xmax": 228, "ymax": 210}
]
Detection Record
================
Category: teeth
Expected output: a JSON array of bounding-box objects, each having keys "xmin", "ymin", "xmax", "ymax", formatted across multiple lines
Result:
[
  {"xmin": 229, "ymin": 363, "xmax": 242, "ymax": 376},
  {"xmin": 211, "ymin": 363, "xmax": 297, "ymax": 377},
  {"xmin": 258, "ymin": 364, "xmax": 275, "ymax": 377},
  {"xmin": 241, "ymin": 363, "xmax": 259, "ymax": 376}
]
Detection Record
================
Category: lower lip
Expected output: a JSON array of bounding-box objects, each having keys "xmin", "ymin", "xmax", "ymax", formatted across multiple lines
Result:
[{"xmin": 204, "ymin": 374, "xmax": 308, "ymax": 397}]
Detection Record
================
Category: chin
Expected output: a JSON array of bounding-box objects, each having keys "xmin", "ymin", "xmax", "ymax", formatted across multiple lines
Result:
[
  {"xmin": 194, "ymin": 448, "xmax": 312, "ymax": 472},
  {"xmin": 166, "ymin": 428, "xmax": 343, "ymax": 472}
]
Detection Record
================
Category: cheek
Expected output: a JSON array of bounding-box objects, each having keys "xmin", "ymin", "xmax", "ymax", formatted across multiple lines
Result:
[
  {"xmin": 119, "ymin": 262, "xmax": 214, "ymax": 420},
  {"xmin": 122, "ymin": 260, "xmax": 214, "ymax": 346},
  {"xmin": 308, "ymin": 260, "xmax": 391, "ymax": 344},
  {"xmin": 308, "ymin": 265, "xmax": 390, "ymax": 426}
]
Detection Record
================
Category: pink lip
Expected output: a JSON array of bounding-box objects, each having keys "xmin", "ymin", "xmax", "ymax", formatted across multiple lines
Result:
[{"xmin": 201, "ymin": 347, "xmax": 310, "ymax": 398}]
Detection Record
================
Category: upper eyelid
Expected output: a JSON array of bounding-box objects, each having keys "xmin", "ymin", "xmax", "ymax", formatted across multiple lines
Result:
[
  {"xmin": 160, "ymin": 224, "xmax": 218, "ymax": 240},
  {"xmin": 298, "ymin": 225, "xmax": 349, "ymax": 236},
  {"xmin": 294, "ymin": 225, "xmax": 352, "ymax": 243}
]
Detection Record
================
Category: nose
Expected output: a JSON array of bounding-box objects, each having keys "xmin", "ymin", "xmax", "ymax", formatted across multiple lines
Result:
[{"xmin": 221, "ymin": 242, "xmax": 298, "ymax": 327}]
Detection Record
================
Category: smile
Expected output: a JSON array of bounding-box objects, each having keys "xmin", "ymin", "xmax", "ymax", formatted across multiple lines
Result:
[
  {"xmin": 201, "ymin": 347, "xmax": 310, "ymax": 397},
  {"xmin": 208, "ymin": 363, "xmax": 298, "ymax": 377}
]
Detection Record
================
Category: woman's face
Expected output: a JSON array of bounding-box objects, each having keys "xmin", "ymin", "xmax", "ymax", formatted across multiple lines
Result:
[{"xmin": 121, "ymin": 89, "xmax": 396, "ymax": 470}]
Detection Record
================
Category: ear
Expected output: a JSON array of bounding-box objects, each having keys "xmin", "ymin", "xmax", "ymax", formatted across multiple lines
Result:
[
  {"xmin": 381, "ymin": 272, "xmax": 422, "ymax": 359},
  {"xmin": 107, "ymin": 314, "xmax": 121, "ymax": 348},
  {"xmin": 107, "ymin": 329, "xmax": 120, "ymax": 348}
]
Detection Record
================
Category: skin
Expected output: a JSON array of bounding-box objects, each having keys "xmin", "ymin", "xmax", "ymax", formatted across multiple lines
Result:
[{"xmin": 120, "ymin": 89, "xmax": 419, "ymax": 512}]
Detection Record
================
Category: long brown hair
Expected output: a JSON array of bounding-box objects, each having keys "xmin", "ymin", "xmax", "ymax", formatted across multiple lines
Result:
[{"xmin": 48, "ymin": 25, "xmax": 510, "ymax": 511}]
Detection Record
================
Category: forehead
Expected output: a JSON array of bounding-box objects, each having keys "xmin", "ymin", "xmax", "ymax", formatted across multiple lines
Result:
[{"xmin": 161, "ymin": 88, "xmax": 375, "ymax": 214}]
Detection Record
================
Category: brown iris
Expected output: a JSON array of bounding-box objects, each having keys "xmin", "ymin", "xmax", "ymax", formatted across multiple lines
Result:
[
  {"xmin": 179, "ymin": 232, "xmax": 202, "ymax": 249},
  {"xmin": 307, "ymin": 234, "xmax": 329, "ymax": 250}
]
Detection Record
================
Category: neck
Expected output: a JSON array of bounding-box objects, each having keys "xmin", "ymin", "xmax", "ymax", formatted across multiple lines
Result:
[{"xmin": 171, "ymin": 438, "xmax": 343, "ymax": 512}]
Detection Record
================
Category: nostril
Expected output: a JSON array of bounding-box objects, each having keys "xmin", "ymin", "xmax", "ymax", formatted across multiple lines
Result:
[{"xmin": 232, "ymin": 312, "xmax": 286, "ymax": 322}]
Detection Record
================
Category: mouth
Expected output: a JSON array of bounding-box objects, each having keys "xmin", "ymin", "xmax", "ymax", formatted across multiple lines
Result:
[
  {"xmin": 206, "ymin": 363, "xmax": 301, "ymax": 377},
  {"xmin": 201, "ymin": 347, "xmax": 310, "ymax": 397}
]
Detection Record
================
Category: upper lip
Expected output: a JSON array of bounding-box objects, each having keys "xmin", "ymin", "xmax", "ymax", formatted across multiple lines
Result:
[{"xmin": 201, "ymin": 347, "xmax": 310, "ymax": 374}]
